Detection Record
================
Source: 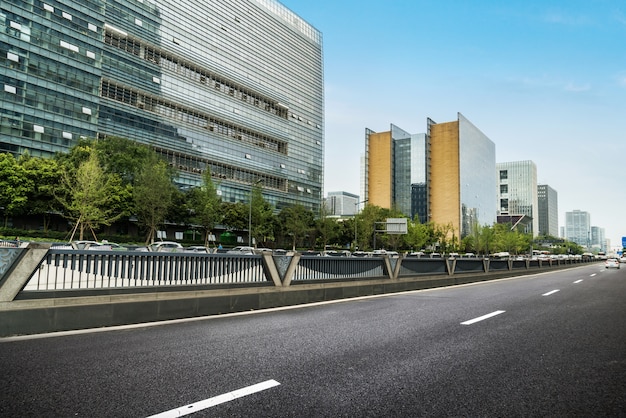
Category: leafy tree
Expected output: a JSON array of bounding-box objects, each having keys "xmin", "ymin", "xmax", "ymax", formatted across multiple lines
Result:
[
  {"xmin": 133, "ymin": 154, "xmax": 175, "ymax": 244},
  {"xmin": 278, "ymin": 204, "xmax": 314, "ymax": 251},
  {"xmin": 315, "ymin": 206, "xmax": 339, "ymax": 250},
  {"xmin": 405, "ymin": 216, "xmax": 430, "ymax": 251},
  {"xmin": 221, "ymin": 202, "xmax": 248, "ymax": 232},
  {"xmin": 187, "ymin": 170, "xmax": 222, "ymax": 246},
  {"xmin": 56, "ymin": 150, "xmax": 127, "ymax": 240},
  {"xmin": 0, "ymin": 153, "xmax": 33, "ymax": 227},
  {"xmin": 476, "ymin": 224, "xmax": 496, "ymax": 256},
  {"xmin": 19, "ymin": 153, "xmax": 63, "ymax": 232},
  {"xmin": 250, "ymin": 184, "xmax": 274, "ymax": 247},
  {"xmin": 93, "ymin": 136, "xmax": 152, "ymax": 184}
]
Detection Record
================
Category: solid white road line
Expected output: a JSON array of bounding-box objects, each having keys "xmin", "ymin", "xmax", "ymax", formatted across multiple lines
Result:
[
  {"xmin": 147, "ymin": 379, "xmax": 281, "ymax": 418},
  {"xmin": 460, "ymin": 310, "xmax": 506, "ymax": 325},
  {"xmin": 590, "ymin": 273, "xmax": 597, "ymax": 277},
  {"xmin": 542, "ymin": 289, "xmax": 560, "ymax": 296},
  {"xmin": 574, "ymin": 279, "xmax": 583, "ymax": 284}
]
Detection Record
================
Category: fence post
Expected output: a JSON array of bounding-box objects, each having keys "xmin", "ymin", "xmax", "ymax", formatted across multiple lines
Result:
[
  {"xmin": 280, "ymin": 253, "xmax": 301, "ymax": 287},
  {"xmin": 0, "ymin": 242, "xmax": 50, "ymax": 302}
]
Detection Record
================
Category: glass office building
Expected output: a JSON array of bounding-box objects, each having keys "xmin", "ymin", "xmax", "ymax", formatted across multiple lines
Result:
[
  {"xmin": 429, "ymin": 113, "xmax": 496, "ymax": 237},
  {"xmin": 496, "ymin": 160, "xmax": 538, "ymax": 236},
  {"xmin": 565, "ymin": 210, "xmax": 591, "ymax": 248},
  {"xmin": 537, "ymin": 184, "xmax": 558, "ymax": 237},
  {"xmin": 363, "ymin": 125, "xmax": 426, "ymax": 221},
  {"xmin": 364, "ymin": 113, "xmax": 495, "ymax": 237},
  {"xmin": 1, "ymin": 0, "xmax": 324, "ymax": 211}
]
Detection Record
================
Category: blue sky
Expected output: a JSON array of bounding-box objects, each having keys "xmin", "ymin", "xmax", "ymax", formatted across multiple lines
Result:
[{"xmin": 279, "ymin": 0, "xmax": 626, "ymax": 249}]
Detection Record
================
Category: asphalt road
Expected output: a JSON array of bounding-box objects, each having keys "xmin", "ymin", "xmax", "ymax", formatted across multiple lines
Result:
[{"xmin": 1, "ymin": 263, "xmax": 624, "ymax": 417}]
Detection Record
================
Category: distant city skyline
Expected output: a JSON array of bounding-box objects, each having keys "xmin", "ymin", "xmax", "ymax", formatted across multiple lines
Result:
[{"xmin": 280, "ymin": 0, "xmax": 626, "ymax": 248}]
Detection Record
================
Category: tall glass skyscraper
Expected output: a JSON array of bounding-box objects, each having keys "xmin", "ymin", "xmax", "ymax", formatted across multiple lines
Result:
[
  {"xmin": 1, "ymin": 0, "xmax": 324, "ymax": 211},
  {"xmin": 565, "ymin": 210, "xmax": 591, "ymax": 248},
  {"xmin": 537, "ymin": 184, "xmax": 558, "ymax": 237},
  {"xmin": 496, "ymin": 160, "xmax": 538, "ymax": 236}
]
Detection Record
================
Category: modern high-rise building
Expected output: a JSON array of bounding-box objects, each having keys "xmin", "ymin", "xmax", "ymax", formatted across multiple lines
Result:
[
  {"xmin": 496, "ymin": 160, "xmax": 538, "ymax": 236},
  {"xmin": 362, "ymin": 124, "xmax": 426, "ymax": 220},
  {"xmin": 363, "ymin": 113, "xmax": 496, "ymax": 237},
  {"xmin": 537, "ymin": 184, "xmax": 558, "ymax": 237},
  {"xmin": 590, "ymin": 226, "xmax": 606, "ymax": 252},
  {"xmin": 1, "ymin": 0, "xmax": 324, "ymax": 211},
  {"xmin": 428, "ymin": 113, "xmax": 496, "ymax": 237},
  {"xmin": 325, "ymin": 191, "xmax": 360, "ymax": 216},
  {"xmin": 565, "ymin": 210, "xmax": 591, "ymax": 248}
]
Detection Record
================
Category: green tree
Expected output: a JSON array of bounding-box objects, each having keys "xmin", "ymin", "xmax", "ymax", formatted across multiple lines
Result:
[
  {"xmin": 187, "ymin": 170, "xmax": 222, "ymax": 246},
  {"xmin": 405, "ymin": 216, "xmax": 430, "ymax": 251},
  {"xmin": 315, "ymin": 206, "xmax": 339, "ymax": 250},
  {"xmin": 0, "ymin": 153, "xmax": 33, "ymax": 227},
  {"xmin": 278, "ymin": 204, "xmax": 314, "ymax": 251},
  {"xmin": 476, "ymin": 224, "xmax": 496, "ymax": 256},
  {"xmin": 93, "ymin": 136, "xmax": 152, "ymax": 184},
  {"xmin": 133, "ymin": 155, "xmax": 175, "ymax": 244},
  {"xmin": 250, "ymin": 184, "xmax": 274, "ymax": 247},
  {"xmin": 19, "ymin": 153, "xmax": 63, "ymax": 232},
  {"xmin": 57, "ymin": 150, "xmax": 127, "ymax": 240},
  {"xmin": 221, "ymin": 201, "xmax": 248, "ymax": 232}
]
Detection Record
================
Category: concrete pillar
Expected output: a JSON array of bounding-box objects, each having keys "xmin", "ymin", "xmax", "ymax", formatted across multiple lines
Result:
[{"xmin": 0, "ymin": 242, "xmax": 50, "ymax": 302}]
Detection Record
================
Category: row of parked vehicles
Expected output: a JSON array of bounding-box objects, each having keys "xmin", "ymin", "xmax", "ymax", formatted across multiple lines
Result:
[{"xmin": 7, "ymin": 240, "xmax": 623, "ymax": 263}]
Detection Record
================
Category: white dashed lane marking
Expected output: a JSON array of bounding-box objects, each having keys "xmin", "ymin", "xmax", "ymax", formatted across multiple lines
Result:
[
  {"xmin": 542, "ymin": 289, "xmax": 560, "ymax": 296},
  {"xmin": 460, "ymin": 310, "xmax": 506, "ymax": 325},
  {"xmin": 147, "ymin": 379, "xmax": 281, "ymax": 418}
]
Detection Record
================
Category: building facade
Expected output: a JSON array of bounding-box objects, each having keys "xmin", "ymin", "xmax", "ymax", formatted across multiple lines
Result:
[
  {"xmin": 428, "ymin": 113, "xmax": 496, "ymax": 238},
  {"xmin": 1, "ymin": 0, "xmax": 324, "ymax": 211},
  {"xmin": 590, "ymin": 226, "xmax": 606, "ymax": 252},
  {"xmin": 363, "ymin": 113, "xmax": 496, "ymax": 237},
  {"xmin": 326, "ymin": 191, "xmax": 360, "ymax": 216},
  {"xmin": 565, "ymin": 210, "xmax": 591, "ymax": 248},
  {"xmin": 537, "ymin": 184, "xmax": 558, "ymax": 237},
  {"xmin": 496, "ymin": 160, "xmax": 538, "ymax": 236}
]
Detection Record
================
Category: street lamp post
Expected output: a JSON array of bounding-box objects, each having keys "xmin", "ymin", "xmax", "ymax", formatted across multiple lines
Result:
[
  {"xmin": 353, "ymin": 199, "xmax": 368, "ymax": 251},
  {"xmin": 248, "ymin": 179, "xmax": 263, "ymax": 247}
]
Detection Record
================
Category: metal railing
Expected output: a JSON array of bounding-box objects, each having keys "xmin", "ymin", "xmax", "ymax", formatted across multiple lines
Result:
[
  {"xmin": 25, "ymin": 250, "xmax": 268, "ymax": 290},
  {"xmin": 293, "ymin": 256, "xmax": 387, "ymax": 281}
]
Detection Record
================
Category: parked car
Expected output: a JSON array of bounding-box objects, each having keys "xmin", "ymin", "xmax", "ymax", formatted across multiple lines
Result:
[
  {"xmin": 620, "ymin": 256, "xmax": 626, "ymax": 264},
  {"xmin": 148, "ymin": 241, "xmax": 183, "ymax": 252},
  {"xmin": 184, "ymin": 246, "xmax": 209, "ymax": 253},
  {"xmin": 351, "ymin": 251, "xmax": 370, "ymax": 257},
  {"xmin": 324, "ymin": 250, "xmax": 351, "ymax": 257},
  {"xmin": 406, "ymin": 251, "xmax": 425, "ymax": 258},
  {"xmin": 605, "ymin": 258, "xmax": 620, "ymax": 269},
  {"xmin": 226, "ymin": 246, "xmax": 255, "ymax": 255}
]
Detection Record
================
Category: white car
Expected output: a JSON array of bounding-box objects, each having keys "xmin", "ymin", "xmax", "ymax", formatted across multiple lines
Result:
[
  {"xmin": 227, "ymin": 246, "xmax": 255, "ymax": 255},
  {"xmin": 148, "ymin": 241, "xmax": 183, "ymax": 252},
  {"xmin": 605, "ymin": 258, "xmax": 620, "ymax": 269}
]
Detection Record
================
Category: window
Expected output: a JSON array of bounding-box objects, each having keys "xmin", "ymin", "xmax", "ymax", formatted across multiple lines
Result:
[
  {"xmin": 499, "ymin": 170, "xmax": 508, "ymax": 180},
  {"xmin": 500, "ymin": 184, "xmax": 508, "ymax": 194}
]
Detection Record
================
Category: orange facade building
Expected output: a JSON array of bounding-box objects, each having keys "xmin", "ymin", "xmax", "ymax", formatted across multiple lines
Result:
[{"xmin": 364, "ymin": 113, "xmax": 496, "ymax": 238}]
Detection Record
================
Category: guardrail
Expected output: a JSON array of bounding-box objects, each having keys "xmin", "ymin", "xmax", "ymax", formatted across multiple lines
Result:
[
  {"xmin": 0, "ymin": 245, "xmax": 591, "ymax": 297},
  {"xmin": 28, "ymin": 250, "xmax": 268, "ymax": 290},
  {"xmin": 0, "ymin": 244, "xmax": 597, "ymax": 337}
]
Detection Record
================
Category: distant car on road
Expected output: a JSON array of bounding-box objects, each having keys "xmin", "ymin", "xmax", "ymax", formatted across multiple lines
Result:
[
  {"xmin": 184, "ymin": 246, "xmax": 209, "ymax": 253},
  {"xmin": 226, "ymin": 246, "xmax": 255, "ymax": 255},
  {"xmin": 605, "ymin": 258, "xmax": 620, "ymax": 269},
  {"xmin": 148, "ymin": 241, "xmax": 183, "ymax": 252}
]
